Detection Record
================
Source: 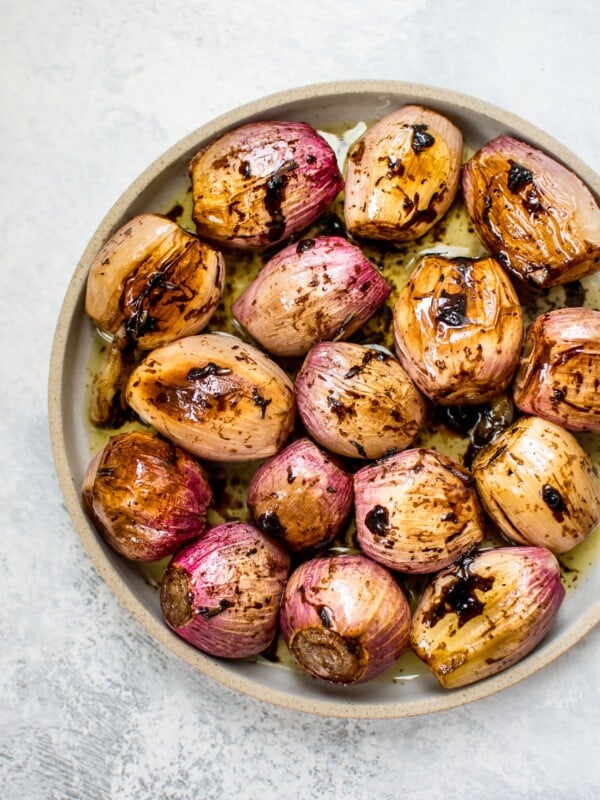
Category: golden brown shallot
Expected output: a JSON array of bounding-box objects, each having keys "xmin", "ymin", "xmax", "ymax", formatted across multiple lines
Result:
[
  {"xmin": 344, "ymin": 105, "xmax": 462, "ymax": 242},
  {"xmin": 247, "ymin": 438, "xmax": 353, "ymax": 552},
  {"xmin": 410, "ymin": 546, "xmax": 565, "ymax": 689},
  {"xmin": 472, "ymin": 416, "xmax": 600, "ymax": 554},
  {"xmin": 126, "ymin": 333, "xmax": 296, "ymax": 461},
  {"xmin": 189, "ymin": 121, "xmax": 343, "ymax": 248},
  {"xmin": 513, "ymin": 307, "xmax": 600, "ymax": 432},
  {"xmin": 86, "ymin": 213, "xmax": 225, "ymax": 349},
  {"xmin": 393, "ymin": 254, "xmax": 524, "ymax": 405},
  {"xmin": 82, "ymin": 430, "xmax": 212, "ymax": 562},
  {"xmin": 462, "ymin": 135, "xmax": 600, "ymax": 287}
]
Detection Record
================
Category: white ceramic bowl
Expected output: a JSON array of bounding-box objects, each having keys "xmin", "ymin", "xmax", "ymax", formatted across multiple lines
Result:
[{"xmin": 48, "ymin": 80, "xmax": 600, "ymax": 718}]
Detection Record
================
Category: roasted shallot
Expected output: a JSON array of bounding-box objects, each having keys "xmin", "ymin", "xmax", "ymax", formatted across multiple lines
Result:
[
  {"xmin": 354, "ymin": 448, "xmax": 484, "ymax": 573},
  {"xmin": 280, "ymin": 554, "xmax": 411, "ymax": 684},
  {"xmin": 295, "ymin": 342, "xmax": 426, "ymax": 460},
  {"xmin": 247, "ymin": 437, "xmax": 353, "ymax": 552},
  {"xmin": 393, "ymin": 254, "xmax": 523, "ymax": 405},
  {"xmin": 232, "ymin": 236, "xmax": 390, "ymax": 357},
  {"xmin": 160, "ymin": 521, "xmax": 290, "ymax": 658},
  {"xmin": 126, "ymin": 333, "xmax": 295, "ymax": 461},
  {"xmin": 189, "ymin": 121, "xmax": 343, "ymax": 248},
  {"xmin": 513, "ymin": 307, "xmax": 600, "ymax": 432},
  {"xmin": 344, "ymin": 105, "xmax": 462, "ymax": 242},
  {"xmin": 410, "ymin": 546, "xmax": 565, "ymax": 688},
  {"xmin": 472, "ymin": 416, "xmax": 600, "ymax": 554},
  {"xmin": 82, "ymin": 430, "xmax": 212, "ymax": 561},
  {"xmin": 462, "ymin": 135, "xmax": 600, "ymax": 287}
]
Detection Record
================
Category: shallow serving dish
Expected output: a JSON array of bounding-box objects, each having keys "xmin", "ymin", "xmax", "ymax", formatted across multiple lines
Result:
[{"xmin": 49, "ymin": 80, "xmax": 600, "ymax": 718}]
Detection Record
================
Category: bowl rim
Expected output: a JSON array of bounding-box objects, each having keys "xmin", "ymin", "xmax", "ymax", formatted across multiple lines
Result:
[{"xmin": 48, "ymin": 79, "xmax": 600, "ymax": 719}]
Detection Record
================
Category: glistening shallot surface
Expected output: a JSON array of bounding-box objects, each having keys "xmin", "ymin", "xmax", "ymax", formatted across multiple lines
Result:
[
  {"xmin": 344, "ymin": 104, "xmax": 463, "ymax": 241},
  {"xmin": 189, "ymin": 121, "xmax": 343, "ymax": 248},
  {"xmin": 462, "ymin": 135, "xmax": 600, "ymax": 287},
  {"xmin": 280, "ymin": 554, "xmax": 411, "ymax": 684},
  {"xmin": 126, "ymin": 333, "xmax": 296, "ymax": 461},
  {"xmin": 82, "ymin": 430, "xmax": 212, "ymax": 562},
  {"xmin": 247, "ymin": 437, "xmax": 353, "ymax": 552},
  {"xmin": 160, "ymin": 521, "xmax": 290, "ymax": 659},
  {"xmin": 472, "ymin": 416, "xmax": 600, "ymax": 553},
  {"xmin": 513, "ymin": 307, "xmax": 600, "ymax": 431},
  {"xmin": 232, "ymin": 236, "xmax": 390, "ymax": 357},
  {"xmin": 393, "ymin": 254, "xmax": 523, "ymax": 405},
  {"xmin": 410, "ymin": 547, "xmax": 565, "ymax": 688},
  {"xmin": 354, "ymin": 448, "xmax": 484, "ymax": 573},
  {"xmin": 295, "ymin": 342, "xmax": 426, "ymax": 460}
]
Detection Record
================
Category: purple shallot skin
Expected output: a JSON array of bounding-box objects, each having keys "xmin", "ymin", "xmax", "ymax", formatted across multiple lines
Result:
[
  {"xmin": 232, "ymin": 236, "xmax": 390, "ymax": 357},
  {"xmin": 295, "ymin": 341, "xmax": 426, "ymax": 460},
  {"xmin": 189, "ymin": 120, "xmax": 344, "ymax": 249},
  {"xmin": 280, "ymin": 554, "xmax": 411, "ymax": 684},
  {"xmin": 354, "ymin": 448, "xmax": 484, "ymax": 574},
  {"xmin": 247, "ymin": 437, "xmax": 353, "ymax": 552},
  {"xmin": 160, "ymin": 521, "xmax": 290, "ymax": 659}
]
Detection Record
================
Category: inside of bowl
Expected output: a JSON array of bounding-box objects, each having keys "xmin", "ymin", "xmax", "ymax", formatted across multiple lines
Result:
[{"xmin": 50, "ymin": 81, "xmax": 600, "ymax": 718}]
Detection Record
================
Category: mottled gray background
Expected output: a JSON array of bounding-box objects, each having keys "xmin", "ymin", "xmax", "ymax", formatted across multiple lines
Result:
[{"xmin": 2, "ymin": 1, "xmax": 599, "ymax": 798}]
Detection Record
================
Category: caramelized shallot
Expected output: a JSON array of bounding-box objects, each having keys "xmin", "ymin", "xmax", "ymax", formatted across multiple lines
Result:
[
  {"xmin": 513, "ymin": 307, "xmax": 600, "ymax": 431},
  {"xmin": 126, "ymin": 333, "xmax": 295, "ymax": 461},
  {"xmin": 82, "ymin": 430, "xmax": 212, "ymax": 561},
  {"xmin": 189, "ymin": 121, "xmax": 343, "ymax": 248},
  {"xmin": 393, "ymin": 254, "xmax": 523, "ymax": 405},
  {"xmin": 354, "ymin": 448, "xmax": 484, "ymax": 573},
  {"xmin": 86, "ymin": 213, "xmax": 225, "ymax": 349},
  {"xmin": 344, "ymin": 105, "xmax": 462, "ymax": 242},
  {"xmin": 410, "ymin": 546, "xmax": 565, "ymax": 688},
  {"xmin": 247, "ymin": 437, "xmax": 353, "ymax": 552},
  {"xmin": 232, "ymin": 236, "xmax": 390, "ymax": 357},
  {"xmin": 280, "ymin": 554, "xmax": 411, "ymax": 684},
  {"xmin": 462, "ymin": 135, "xmax": 600, "ymax": 287},
  {"xmin": 472, "ymin": 415, "xmax": 600, "ymax": 553}
]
